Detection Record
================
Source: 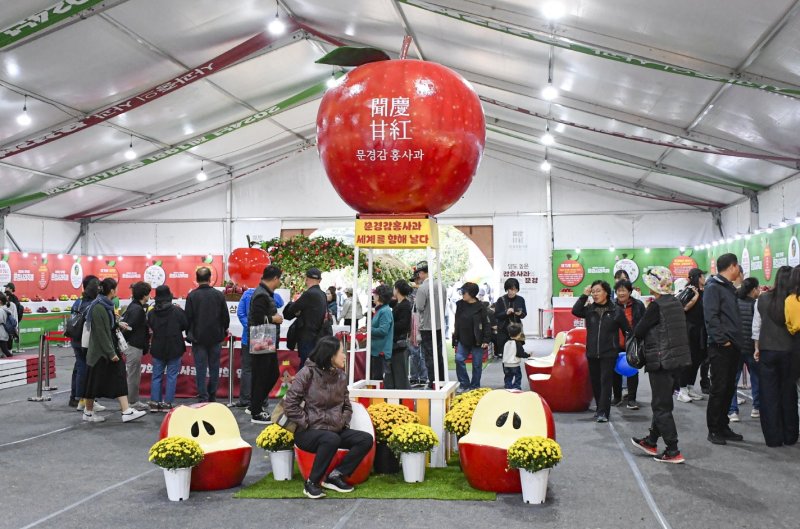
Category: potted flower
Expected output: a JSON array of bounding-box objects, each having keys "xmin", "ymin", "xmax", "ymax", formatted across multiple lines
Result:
[
  {"xmin": 507, "ymin": 436, "xmax": 563, "ymax": 504},
  {"xmin": 387, "ymin": 423, "xmax": 439, "ymax": 483},
  {"xmin": 367, "ymin": 402, "xmax": 420, "ymax": 473},
  {"xmin": 149, "ymin": 436, "xmax": 204, "ymax": 501},
  {"xmin": 256, "ymin": 424, "xmax": 295, "ymax": 481},
  {"xmin": 445, "ymin": 388, "xmax": 492, "ymax": 439}
]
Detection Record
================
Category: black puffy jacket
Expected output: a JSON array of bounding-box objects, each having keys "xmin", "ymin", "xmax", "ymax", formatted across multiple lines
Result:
[
  {"xmin": 572, "ymin": 296, "xmax": 631, "ymax": 359},
  {"xmin": 147, "ymin": 303, "xmax": 189, "ymax": 361},
  {"xmin": 635, "ymin": 295, "xmax": 691, "ymax": 372},
  {"xmin": 121, "ymin": 300, "xmax": 149, "ymax": 352}
]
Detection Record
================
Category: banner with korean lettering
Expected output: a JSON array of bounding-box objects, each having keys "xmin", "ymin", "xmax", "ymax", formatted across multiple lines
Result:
[
  {"xmin": 354, "ymin": 217, "xmax": 439, "ymax": 248},
  {"xmin": 1, "ymin": 253, "xmax": 223, "ymax": 301},
  {"xmin": 493, "ymin": 216, "xmax": 551, "ymax": 336}
]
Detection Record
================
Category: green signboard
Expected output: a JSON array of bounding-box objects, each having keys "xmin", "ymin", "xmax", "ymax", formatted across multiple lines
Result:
[
  {"xmin": 0, "ymin": 0, "xmax": 106, "ymax": 49},
  {"xmin": 552, "ymin": 247, "xmax": 710, "ymax": 296}
]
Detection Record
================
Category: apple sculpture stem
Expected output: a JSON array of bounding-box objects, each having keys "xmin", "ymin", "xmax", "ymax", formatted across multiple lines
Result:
[{"xmin": 399, "ymin": 35, "xmax": 412, "ymax": 60}]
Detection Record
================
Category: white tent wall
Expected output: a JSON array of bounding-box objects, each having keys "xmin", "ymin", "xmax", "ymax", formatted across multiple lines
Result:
[
  {"xmin": 4, "ymin": 215, "xmax": 81, "ymax": 255},
  {"xmin": 720, "ymin": 177, "xmax": 800, "ymax": 237},
  {"xmin": 87, "ymin": 222, "xmax": 225, "ymax": 256}
]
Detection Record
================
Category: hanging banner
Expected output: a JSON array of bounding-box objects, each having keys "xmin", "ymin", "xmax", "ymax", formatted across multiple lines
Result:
[
  {"xmin": 354, "ymin": 217, "xmax": 439, "ymax": 248},
  {"xmin": 0, "ymin": 30, "xmax": 285, "ymax": 162},
  {"xmin": 493, "ymin": 216, "xmax": 550, "ymax": 335},
  {"xmin": 3, "ymin": 253, "xmax": 222, "ymax": 302},
  {"xmin": 552, "ymin": 248, "xmax": 707, "ymax": 297},
  {"xmin": 0, "ymin": 0, "xmax": 107, "ymax": 49}
]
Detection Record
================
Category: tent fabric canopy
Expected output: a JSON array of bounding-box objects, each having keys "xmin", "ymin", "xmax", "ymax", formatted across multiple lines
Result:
[{"xmin": 1, "ymin": 0, "xmax": 799, "ymax": 223}]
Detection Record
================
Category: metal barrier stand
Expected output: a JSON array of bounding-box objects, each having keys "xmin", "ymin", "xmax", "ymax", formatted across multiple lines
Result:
[
  {"xmin": 43, "ymin": 334, "xmax": 57, "ymax": 392},
  {"xmin": 227, "ymin": 338, "xmax": 235, "ymax": 407},
  {"xmin": 27, "ymin": 335, "xmax": 50, "ymax": 402}
]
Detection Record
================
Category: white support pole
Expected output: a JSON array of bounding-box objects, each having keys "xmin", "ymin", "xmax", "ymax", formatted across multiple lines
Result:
[
  {"xmin": 435, "ymin": 246, "xmax": 449, "ymax": 382},
  {"xmin": 427, "ymin": 245, "xmax": 440, "ymax": 389},
  {"xmin": 365, "ymin": 248, "xmax": 374, "ymax": 383},
  {"xmin": 348, "ymin": 245, "xmax": 360, "ymax": 385}
]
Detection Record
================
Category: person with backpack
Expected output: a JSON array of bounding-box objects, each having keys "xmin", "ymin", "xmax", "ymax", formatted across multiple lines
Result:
[
  {"xmin": 283, "ymin": 268, "xmax": 330, "ymax": 368},
  {"xmin": 66, "ymin": 275, "xmax": 99, "ymax": 408},
  {"xmin": 0, "ymin": 293, "xmax": 16, "ymax": 358}
]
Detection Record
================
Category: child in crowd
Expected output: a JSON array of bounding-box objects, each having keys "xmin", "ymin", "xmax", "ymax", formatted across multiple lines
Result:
[{"xmin": 502, "ymin": 323, "xmax": 530, "ymax": 390}]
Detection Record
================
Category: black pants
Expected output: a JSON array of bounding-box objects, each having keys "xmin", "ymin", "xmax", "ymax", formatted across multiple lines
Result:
[
  {"xmin": 495, "ymin": 330, "xmax": 509, "ymax": 358},
  {"xmin": 758, "ymin": 349, "xmax": 799, "ymax": 447},
  {"xmin": 369, "ymin": 355, "xmax": 385, "ymax": 381},
  {"xmin": 384, "ymin": 348, "xmax": 410, "ymax": 390},
  {"xmin": 588, "ymin": 356, "xmax": 616, "ymax": 417},
  {"xmin": 706, "ymin": 344, "xmax": 740, "ymax": 433},
  {"xmin": 249, "ymin": 353, "xmax": 279, "ymax": 417},
  {"xmin": 647, "ymin": 369, "xmax": 681, "ymax": 450},
  {"xmin": 421, "ymin": 330, "xmax": 445, "ymax": 383},
  {"xmin": 680, "ymin": 324, "xmax": 707, "ymax": 387},
  {"xmin": 613, "ymin": 372, "xmax": 639, "ymax": 401},
  {"xmin": 294, "ymin": 428, "xmax": 373, "ymax": 484}
]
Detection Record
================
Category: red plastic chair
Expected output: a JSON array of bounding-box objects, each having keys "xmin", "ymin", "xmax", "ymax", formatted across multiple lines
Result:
[
  {"xmin": 294, "ymin": 402, "xmax": 375, "ymax": 485},
  {"xmin": 564, "ymin": 327, "xmax": 587, "ymax": 345}
]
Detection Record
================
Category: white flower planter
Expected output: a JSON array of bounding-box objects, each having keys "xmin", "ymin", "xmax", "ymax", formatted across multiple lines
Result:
[
  {"xmin": 269, "ymin": 450, "xmax": 294, "ymax": 481},
  {"xmin": 400, "ymin": 452, "xmax": 426, "ymax": 483},
  {"xmin": 163, "ymin": 467, "xmax": 192, "ymax": 501},
  {"xmin": 519, "ymin": 468, "xmax": 549, "ymax": 504}
]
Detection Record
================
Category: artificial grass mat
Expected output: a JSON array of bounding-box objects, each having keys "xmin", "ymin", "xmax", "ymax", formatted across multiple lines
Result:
[{"xmin": 234, "ymin": 463, "xmax": 496, "ymax": 501}]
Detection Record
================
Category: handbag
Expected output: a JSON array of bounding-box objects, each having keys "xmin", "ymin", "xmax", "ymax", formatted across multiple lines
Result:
[
  {"xmin": 286, "ymin": 318, "xmax": 303, "ymax": 351},
  {"xmin": 115, "ymin": 328, "xmax": 130, "ymax": 354},
  {"xmin": 270, "ymin": 399, "xmax": 299, "ymax": 433},
  {"xmin": 676, "ymin": 287, "xmax": 695, "ymax": 307},
  {"xmin": 625, "ymin": 333, "xmax": 646, "ymax": 369},
  {"xmin": 250, "ymin": 323, "xmax": 278, "ymax": 354}
]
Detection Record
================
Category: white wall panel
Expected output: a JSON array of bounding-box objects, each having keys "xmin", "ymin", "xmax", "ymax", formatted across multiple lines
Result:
[
  {"xmin": 5, "ymin": 216, "xmax": 80, "ymax": 254},
  {"xmin": 231, "ymin": 220, "xmax": 281, "ymax": 246},
  {"xmin": 88, "ymin": 222, "xmax": 224, "ymax": 256},
  {"xmin": 109, "ymin": 187, "xmax": 228, "ymax": 221}
]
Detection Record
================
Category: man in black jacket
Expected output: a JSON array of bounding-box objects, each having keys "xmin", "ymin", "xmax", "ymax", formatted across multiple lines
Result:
[
  {"xmin": 249, "ymin": 265, "xmax": 284, "ymax": 424},
  {"xmin": 283, "ymin": 267, "xmax": 328, "ymax": 368},
  {"xmin": 121, "ymin": 281, "xmax": 151, "ymax": 411},
  {"xmin": 702, "ymin": 253, "xmax": 744, "ymax": 445},
  {"xmin": 185, "ymin": 267, "xmax": 230, "ymax": 402}
]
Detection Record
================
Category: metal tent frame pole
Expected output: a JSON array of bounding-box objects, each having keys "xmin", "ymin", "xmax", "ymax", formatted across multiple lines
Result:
[{"xmin": 348, "ymin": 246, "xmax": 360, "ymax": 384}]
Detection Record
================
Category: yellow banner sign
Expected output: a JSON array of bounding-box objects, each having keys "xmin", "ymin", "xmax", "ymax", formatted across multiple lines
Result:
[{"xmin": 354, "ymin": 218, "xmax": 439, "ymax": 249}]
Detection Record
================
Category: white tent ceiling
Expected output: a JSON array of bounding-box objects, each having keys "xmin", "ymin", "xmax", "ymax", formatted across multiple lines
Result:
[{"xmin": 1, "ymin": 0, "xmax": 799, "ymax": 225}]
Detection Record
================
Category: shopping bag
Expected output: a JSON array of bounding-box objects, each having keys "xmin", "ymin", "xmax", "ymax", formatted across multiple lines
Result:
[{"xmin": 250, "ymin": 323, "xmax": 278, "ymax": 354}]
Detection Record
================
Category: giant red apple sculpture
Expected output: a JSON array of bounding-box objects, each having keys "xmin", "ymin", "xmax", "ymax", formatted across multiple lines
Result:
[
  {"xmin": 316, "ymin": 46, "xmax": 485, "ymax": 215},
  {"xmin": 227, "ymin": 238, "xmax": 270, "ymax": 288}
]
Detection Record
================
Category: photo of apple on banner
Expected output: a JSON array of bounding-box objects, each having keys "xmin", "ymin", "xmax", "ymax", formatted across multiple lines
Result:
[{"xmin": 315, "ymin": 39, "xmax": 485, "ymax": 215}]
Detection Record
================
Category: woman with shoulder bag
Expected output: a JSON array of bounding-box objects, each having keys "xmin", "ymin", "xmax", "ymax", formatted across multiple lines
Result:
[
  {"xmin": 494, "ymin": 278, "xmax": 527, "ymax": 359},
  {"xmin": 121, "ymin": 281, "xmax": 152, "ymax": 412},
  {"xmin": 283, "ymin": 336, "xmax": 373, "ymax": 499},
  {"xmin": 388, "ymin": 280, "xmax": 413, "ymax": 389},
  {"xmin": 81, "ymin": 278, "xmax": 146, "ymax": 423},
  {"xmin": 369, "ymin": 285, "xmax": 395, "ymax": 383}
]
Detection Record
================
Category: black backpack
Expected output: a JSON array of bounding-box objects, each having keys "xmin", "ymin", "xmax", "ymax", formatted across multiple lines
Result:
[{"xmin": 65, "ymin": 300, "xmax": 89, "ymax": 339}]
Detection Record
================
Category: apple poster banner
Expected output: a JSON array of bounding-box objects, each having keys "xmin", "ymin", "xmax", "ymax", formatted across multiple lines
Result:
[
  {"xmin": 0, "ymin": 253, "xmax": 223, "ymax": 301},
  {"xmin": 493, "ymin": 216, "xmax": 551, "ymax": 336}
]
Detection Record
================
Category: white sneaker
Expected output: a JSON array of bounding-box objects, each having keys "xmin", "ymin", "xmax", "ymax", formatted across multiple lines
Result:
[
  {"xmin": 130, "ymin": 401, "xmax": 150, "ymax": 412},
  {"xmin": 751, "ymin": 409, "xmax": 760, "ymax": 418},
  {"xmin": 737, "ymin": 396, "xmax": 746, "ymax": 405},
  {"xmin": 76, "ymin": 399, "xmax": 85, "ymax": 411},
  {"xmin": 93, "ymin": 402, "xmax": 107, "ymax": 412},
  {"xmin": 728, "ymin": 412, "xmax": 740, "ymax": 422},
  {"xmin": 686, "ymin": 387, "xmax": 704, "ymax": 400},
  {"xmin": 121, "ymin": 409, "xmax": 146, "ymax": 423},
  {"xmin": 245, "ymin": 408, "xmax": 251, "ymax": 415},
  {"xmin": 677, "ymin": 388, "xmax": 693, "ymax": 403},
  {"xmin": 82, "ymin": 412, "xmax": 106, "ymax": 423}
]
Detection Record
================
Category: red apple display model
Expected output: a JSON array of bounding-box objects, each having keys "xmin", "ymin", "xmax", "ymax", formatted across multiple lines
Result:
[
  {"xmin": 159, "ymin": 403, "xmax": 252, "ymax": 491},
  {"xmin": 527, "ymin": 343, "xmax": 593, "ymax": 412},
  {"xmin": 227, "ymin": 240, "xmax": 271, "ymax": 288},
  {"xmin": 316, "ymin": 44, "xmax": 485, "ymax": 215}
]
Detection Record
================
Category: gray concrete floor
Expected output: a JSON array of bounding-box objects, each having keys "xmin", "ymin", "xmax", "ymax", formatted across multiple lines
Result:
[{"xmin": 1, "ymin": 341, "xmax": 799, "ymax": 529}]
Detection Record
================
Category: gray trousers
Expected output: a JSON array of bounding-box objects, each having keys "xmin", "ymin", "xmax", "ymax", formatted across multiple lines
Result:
[{"xmin": 125, "ymin": 346, "xmax": 144, "ymax": 403}]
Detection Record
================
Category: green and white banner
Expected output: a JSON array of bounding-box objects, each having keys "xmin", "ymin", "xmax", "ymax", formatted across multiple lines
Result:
[
  {"xmin": 553, "ymin": 247, "xmax": 710, "ymax": 296},
  {"xmin": 0, "ymin": 0, "xmax": 107, "ymax": 49}
]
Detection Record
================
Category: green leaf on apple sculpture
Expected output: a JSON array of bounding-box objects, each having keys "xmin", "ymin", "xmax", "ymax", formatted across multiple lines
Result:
[{"xmin": 315, "ymin": 46, "xmax": 391, "ymax": 67}]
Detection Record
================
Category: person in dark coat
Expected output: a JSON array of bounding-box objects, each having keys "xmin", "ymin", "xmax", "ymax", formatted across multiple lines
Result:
[
  {"xmin": 730, "ymin": 278, "xmax": 760, "ymax": 421},
  {"xmin": 185, "ymin": 267, "xmax": 230, "ymax": 402},
  {"xmin": 572, "ymin": 280, "xmax": 631, "ymax": 422},
  {"xmin": 68, "ymin": 275, "xmax": 99, "ymax": 408},
  {"xmin": 494, "ymin": 278, "xmax": 527, "ymax": 359},
  {"xmin": 147, "ymin": 284, "xmax": 189, "ymax": 412},
  {"xmin": 388, "ymin": 280, "xmax": 413, "ymax": 390},
  {"xmin": 283, "ymin": 267, "xmax": 329, "ymax": 367},
  {"xmin": 753, "ymin": 266, "xmax": 798, "ymax": 447},
  {"xmin": 677, "ymin": 268, "xmax": 709, "ymax": 402},
  {"xmin": 120, "ymin": 281, "xmax": 151, "ymax": 411},
  {"xmin": 283, "ymin": 336, "xmax": 373, "ymax": 499},
  {"xmin": 703, "ymin": 253, "xmax": 744, "ymax": 445},
  {"xmin": 82, "ymin": 278, "xmax": 147, "ymax": 423},
  {"xmin": 248, "ymin": 265, "xmax": 284, "ymax": 424},
  {"xmin": 3, "ymin": 282, "xmax": 22, "ymax": 355},
  {"xmin": 630, "ymin": 266, "xmax": 691, "ymax": 463},
  {"xmin": 453, "ymin": 282, "xmax": 492, "ymax": 391},
  {"xmin": 613, "ymin": 280, "xmax": 646, "ymax": 409}
]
